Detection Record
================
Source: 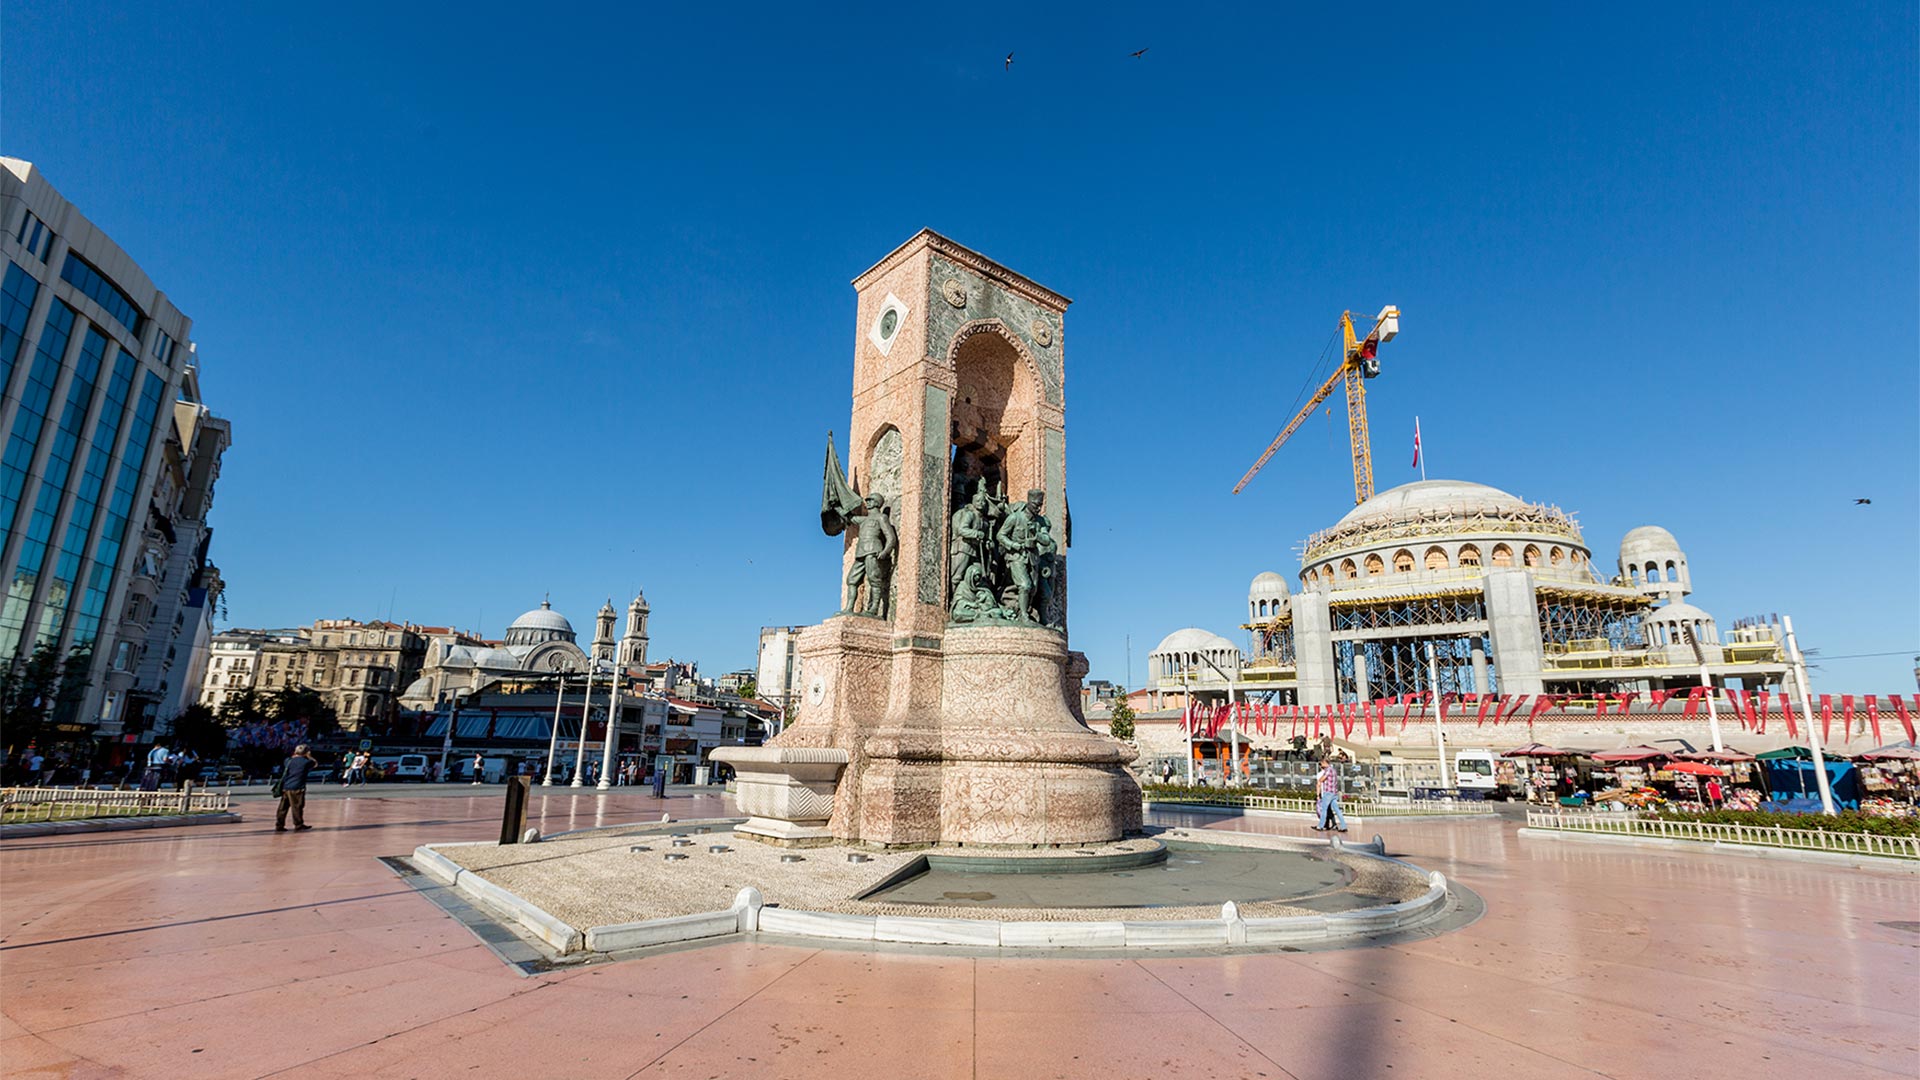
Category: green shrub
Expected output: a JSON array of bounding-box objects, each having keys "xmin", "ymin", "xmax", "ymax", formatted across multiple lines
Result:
[{"xmin": 1646, "ymin": 807, "xmax": 1920, "ymax": 837}]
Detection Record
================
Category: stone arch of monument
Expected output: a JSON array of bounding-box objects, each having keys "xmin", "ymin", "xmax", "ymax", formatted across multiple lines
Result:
[{"xmin": 947, "ymin": 319, "xmax": 1045, "ymax": 496}]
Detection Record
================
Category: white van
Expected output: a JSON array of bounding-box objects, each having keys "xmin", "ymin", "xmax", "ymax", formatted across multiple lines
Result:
[
  {"xmin": 1453, "ymin": 749, "xmax": 1498, "ymax": 792},
  {"xmin": 372, "ymin": 754, "xmax": 429, "ymax": 781}
]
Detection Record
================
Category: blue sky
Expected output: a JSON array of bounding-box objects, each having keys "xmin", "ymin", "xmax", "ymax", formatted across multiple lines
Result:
[{"xmin": 4, "ymin": 2, "xmax": 1915, "ymax": 687}]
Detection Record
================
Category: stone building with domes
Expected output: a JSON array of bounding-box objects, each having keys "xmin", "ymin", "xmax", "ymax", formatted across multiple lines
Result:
[
  {"xmin": 399, "ymin": 595, "xmax": 650, "ymax": 711},
  {"xmin": 1154, "ymin": 479, "xmax": 1793, "ymax": 709}
]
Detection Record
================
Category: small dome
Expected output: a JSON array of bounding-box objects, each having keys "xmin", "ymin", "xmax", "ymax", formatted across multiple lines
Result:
[
  {"xmin": 508, "ymin": 601, "xmax": 573, "ymax": 635},
  {"xmin": 1335, "ymin": 479, "xmax": 1529, "ymax": 529},
  {"xmin": 401, "ymin": 676, "xmax": 433, "ymax": 698},
  {"xmin": 1151, "ymin": 628, "xmax": 1239, "ymax": 656},
  {"xmin": 1650, "ymin": 600, "xmax": 1713, "ymax": 622},
  {"xmin": 1249, "ymin": 571, "xmax": 1291, "ymax": 599},
  {"xmin": 1620, "ymin": 525, "xmax": 1680, "ymax": 555}
]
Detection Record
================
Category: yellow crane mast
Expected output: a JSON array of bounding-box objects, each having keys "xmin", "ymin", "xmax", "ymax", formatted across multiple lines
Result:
[{"xmin": 1232, "ymin": 306, "xmax": 1401, "ymax": 504}]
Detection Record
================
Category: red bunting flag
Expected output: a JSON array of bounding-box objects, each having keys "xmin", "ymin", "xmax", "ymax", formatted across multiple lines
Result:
[
  {"xmin": 1682, "ymin": 687, "xmax": 1703, "ymax": 720},
  {"xmin": 1474, "ymin": 697, "xmax": 1497, "ymax": 727},
  {"xmin": 1893, "ymin": 696, "xmax": 1918, "ymax": 744},
  {"xmin": 1864, "ymin": 696, "xmax": 1882, "ymax": 745},
  {"xmin": 1650, "ymin": 689, "xmax": 1671, "ymax": 709},
  {"xmin": 1819, "ymin": 694, "xmax": 1834, "ymax": 744},
  {"xmin": 1780, "ymin": 694, "xmax": 1797, "ymax": 739},
  {"xmin": 1841, "ymin": 695, "xmax": 1856, "ymax": 740}
]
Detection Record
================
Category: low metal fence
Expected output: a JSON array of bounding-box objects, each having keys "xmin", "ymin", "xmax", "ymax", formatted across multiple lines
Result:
[
  {"xmin": 1, "ymin": 786, "xmax": 232, "ymax": 824},
  {"xmin": 1524, "ymin": 810, "xmax": 1919, "ymax": 860},
  {"xmin": 1145, "ymin": 789, "xmax": 1495, "ymax": 817}
]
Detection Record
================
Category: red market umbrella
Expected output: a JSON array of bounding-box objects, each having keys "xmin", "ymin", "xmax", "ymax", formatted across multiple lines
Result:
[
  {"xmin": 1664, "ymin": 761, "xmax": 1725, "ymax": 776},
  {"xmin": 1590, "ymin": 745, "xmax": 1669, "ymax": 763},
  {"xmin": 1501, "ymin": 743, "xmax": 1572, "ymax": 758}
]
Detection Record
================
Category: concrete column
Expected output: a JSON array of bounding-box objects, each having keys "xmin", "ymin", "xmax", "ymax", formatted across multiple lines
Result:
[
  {"xmin": 1470, "ymin": 639, "xmax": 1489, "ymax": 695},
  {"xmin": 1291, "ymin": 591, "xmax": 1336, "ymax": 706},
  {"xmin": 1354, "ymin": 647, "xmax": 1370, "ymax": 703},
  {"xmin": 1484, "ymin": 570, "xmax": 1545, "ymax": 697}
]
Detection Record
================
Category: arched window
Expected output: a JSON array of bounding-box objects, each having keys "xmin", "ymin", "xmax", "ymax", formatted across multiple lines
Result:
[
  {"xmin": 1458, "ymin": 544, "xmax": 1482, "ymax": 567},
  {"xmin": 1490, "ymin": 544, "xmax": 1513, "ymax": 567},
  {"xmin": 1340, "ymin": 558, "xmax": 1358, "ymax": 580},
  {"xmin": 1364, "ymin": 553, "xmax": 1384, "ymax": 576},
  {"xmin": 1665, "ymin": 559, "xmax": 1678, "ymax": 581},
  {"xmin": 1424, "ymin": 546, "xmax": 1449, "ymax": 570},
  {"xmin": 1393, "ymin": 549, "xmax": 1415, "ymax": 573},
  {"xmin": 1572, "ymin": 550, "xmax": 1586, "ymax": 565},
  {"xmin": 1550, "ymin": 547, "xmax": 1565, "ymax": 566},
  {"xmin": 1523, "ymin": 544, "xmax": 1542, "ymax": 567}
]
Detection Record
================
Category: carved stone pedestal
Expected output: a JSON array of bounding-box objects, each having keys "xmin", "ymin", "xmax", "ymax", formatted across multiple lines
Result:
[
  {"xmin": 710, "ymin": 746, "xmax": 850, "ymax": 846},
  {"xmin": 857, "ymin": 626, "xmax": 1140, "ymax": 847}
]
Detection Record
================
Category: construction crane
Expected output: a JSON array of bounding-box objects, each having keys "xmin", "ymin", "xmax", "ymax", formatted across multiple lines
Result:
[{"xmin": 1232, "ymin": 305, "xmax": 1401, "ymax": 504}]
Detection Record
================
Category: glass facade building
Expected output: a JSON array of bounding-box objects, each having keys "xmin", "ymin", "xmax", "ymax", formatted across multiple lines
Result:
[{"xmin": 0, "ymin": 157, "xmax": 211, "ymax": 738}]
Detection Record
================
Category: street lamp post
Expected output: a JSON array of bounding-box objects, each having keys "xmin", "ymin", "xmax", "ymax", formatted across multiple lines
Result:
[
  {"xmin": 1683, "ymin": 627, "xmax": 1726, "ymax": 753},
  {"xmin": 597, "ymin": 663, "xmax": 622, "ymax": 791},
  {"xmin": 1195, "ymin": 652, "xmax": 1240, "ymax": 785},
  {"xmin": 1783, "ymin": 615, "xmax": 1836, "ymax": 816},
  {"xmin": 436, "ymin": 688, "xmax": 468, "ymax": 783},
  {"xmin": 571, "ymin": 662, "xmax": 596, "ymax": 788},
  {"xmin": 1427, "ymin": 643, "xmax": 1451, "ymax": 790},
  {"xmin": 542, "ymin": 670, "xmax": 567, "ymax": 786}
]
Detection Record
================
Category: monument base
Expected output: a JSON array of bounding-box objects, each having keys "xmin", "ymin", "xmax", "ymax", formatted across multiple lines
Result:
[{"xmin": 856, "ymin": 625, "xmax": 1142, "ymax": 847}]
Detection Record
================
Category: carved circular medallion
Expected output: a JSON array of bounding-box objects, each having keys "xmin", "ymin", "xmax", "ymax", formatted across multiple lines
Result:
[
  {"xmin": 942, "ymin": 278, "xmax": 968, "ymax": 308},
  {"xmin": 808, "ymin": 676, "xmax": 825, "ymax": 706},
  {"xmin": 1029, "ymin": 319, "xmax": 1054, "ymax": 348}
]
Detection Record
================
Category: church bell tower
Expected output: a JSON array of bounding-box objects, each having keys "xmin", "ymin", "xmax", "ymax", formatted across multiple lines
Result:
[{"xmin": 619, "ymin": 591, "xmax": 650, "ymax": 668}]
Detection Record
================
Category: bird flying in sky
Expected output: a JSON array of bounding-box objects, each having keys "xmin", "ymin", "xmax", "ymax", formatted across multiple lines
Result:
[
  {"xmin": 1130, "ymin": 48, "xmax": 1149, "ymax": 58},
  {"xmin": 1005, "ymin": 51, "xmax": 1014, "ymax": 70},
  {"xmin": 1854, "ymin": 498, "xmax": 1872, "ymax": 505}
]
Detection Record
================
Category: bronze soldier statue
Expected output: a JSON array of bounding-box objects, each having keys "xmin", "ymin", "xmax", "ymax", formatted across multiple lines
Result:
[{"xmin": 995, "ymin": 488, "xmax": 1058, "ymax": 626}]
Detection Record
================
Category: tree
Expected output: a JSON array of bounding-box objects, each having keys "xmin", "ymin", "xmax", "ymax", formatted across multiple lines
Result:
[
  {"xmin": 1108, "ymin": 690, "xmax": 1136, "ymax": 742},
  {"xmin": 267, "ymin": 687, "xmax": 337, "ymax": 738},
  {"xmin": 171, "ymin": 704, "xmax": 228, "ymax": 760},
  {"xmin": 735, "ymin": 677, "xmax": 758, "ymax": 700},
  {"xmin": 2, "ymin": 642, "xmax": 66, "ymax": 754}
]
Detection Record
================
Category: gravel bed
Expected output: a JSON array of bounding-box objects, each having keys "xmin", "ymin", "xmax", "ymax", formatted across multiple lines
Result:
[{"xmin": 436, "ymin": 820, "xmax": 1429, "ymax": 929}]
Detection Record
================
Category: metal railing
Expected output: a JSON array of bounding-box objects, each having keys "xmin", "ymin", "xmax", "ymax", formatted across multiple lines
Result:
[
  {"xmin": 1524, "ymin": 810, "xmax": 1919, "ymax": 860},
  {"xmin": 1146, "ymin": 789, "xmax": 1495, "ymax": 817},
  {"xmin": 1, "ymin": 786, "xmax": 232, "ymax": 824}
]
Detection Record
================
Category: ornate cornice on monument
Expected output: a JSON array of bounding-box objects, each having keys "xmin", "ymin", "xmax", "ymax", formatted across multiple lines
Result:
[{"xmin": 854, "ymin": 229, "xmax": 1072, "ymax": 313}]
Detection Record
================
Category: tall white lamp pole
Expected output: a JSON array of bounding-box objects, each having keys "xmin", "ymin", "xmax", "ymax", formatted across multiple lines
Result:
[
  {"xmin": 1428, "ymin": 643, "xmax": 1451, "ymax": 789},
  {"xmin": 543, "ymin": 671, "xmax": 567, "ymax": 786},
  {"xmin": 597, "ymin": 663, "xmax": 622, "ymax": 791},
  {"xmin": 571, "ymin": 663, "xmax": 596, "ymax": 788},
  {"xmin": 1783, "ymin": 616, "xmax": 1836, "ymax": 816}
]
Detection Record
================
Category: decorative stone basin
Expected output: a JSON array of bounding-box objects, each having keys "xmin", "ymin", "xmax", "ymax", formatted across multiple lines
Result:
[{"xmin": 709, "ymin": 746, "xmax": 850, "ymax": 846}]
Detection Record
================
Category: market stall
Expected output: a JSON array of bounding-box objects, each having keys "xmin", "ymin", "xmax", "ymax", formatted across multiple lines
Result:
[{"xmin": 1853, "ymin": 744, "xmax": 1919, "ymax": 817}]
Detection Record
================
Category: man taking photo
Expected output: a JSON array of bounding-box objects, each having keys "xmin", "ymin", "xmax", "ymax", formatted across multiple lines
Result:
[{"xmin": 276, "ymin": 744, "xmax": 316, "ymax": 832}]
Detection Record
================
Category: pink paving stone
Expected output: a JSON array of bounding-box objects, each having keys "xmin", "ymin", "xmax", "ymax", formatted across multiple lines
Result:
[{"xmin": 0, "ymin": 787, "xmax": 1915, "ymax": 1080}]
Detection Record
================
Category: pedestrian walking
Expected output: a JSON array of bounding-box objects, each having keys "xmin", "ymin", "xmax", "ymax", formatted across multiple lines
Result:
[
  {"xmin": 1313, "ymin": 755, "xmax": 1348, "ymax": 833},
  {"xmin": 470, "ymin": 752, "xmax": 484, "ymax": 784},
  {"xmin": 276, "ymin": 744, "xmax": 316, "ymax": 832},
  {"xmin": 1705, "ymin": 776, "xmax": 1723, "ymax": 809}
]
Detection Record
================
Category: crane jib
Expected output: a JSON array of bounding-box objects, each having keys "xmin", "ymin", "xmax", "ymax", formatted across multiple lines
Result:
[{"xmin": 1232, "ymin": 307, "xmax": 1400, "ymax": 498}]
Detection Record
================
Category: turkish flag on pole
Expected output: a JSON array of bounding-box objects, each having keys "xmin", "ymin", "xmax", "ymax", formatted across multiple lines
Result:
[{"xmin": 1411, "ymin": 416, "xmax": 1423, "ymax": 469}]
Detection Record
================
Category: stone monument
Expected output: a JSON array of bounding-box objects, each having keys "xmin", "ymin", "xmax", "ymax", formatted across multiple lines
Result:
[{"xmin": 716, "ymin": 230, "xmax": 1141, "ymax": 847}]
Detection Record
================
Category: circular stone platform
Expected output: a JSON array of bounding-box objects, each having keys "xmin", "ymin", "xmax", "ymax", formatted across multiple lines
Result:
[{"xmin": 412, "ymin": 819, "xmax": 1460, "ymax": 956}]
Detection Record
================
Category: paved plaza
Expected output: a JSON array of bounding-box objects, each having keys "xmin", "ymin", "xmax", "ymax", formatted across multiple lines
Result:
[{"xmin": 1, "ymin": 787, "xmax": 1914, "ymax": 1079}]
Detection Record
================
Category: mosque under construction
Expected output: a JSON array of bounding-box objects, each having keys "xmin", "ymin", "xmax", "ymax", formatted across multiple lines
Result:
[{"xmin": 1148, "ymin": 478, "xmax": 1795, "ymax": 713}]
